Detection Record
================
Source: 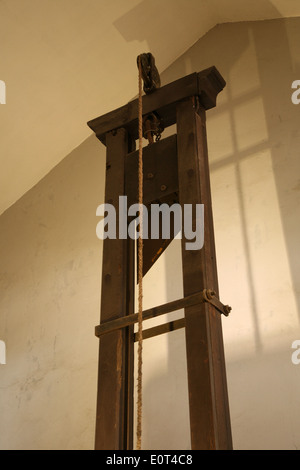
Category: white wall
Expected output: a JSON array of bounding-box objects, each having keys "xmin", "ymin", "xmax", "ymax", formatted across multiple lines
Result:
[{"xmin": 0, "ymin": 17, "xmax": 300, "ymax": 450}]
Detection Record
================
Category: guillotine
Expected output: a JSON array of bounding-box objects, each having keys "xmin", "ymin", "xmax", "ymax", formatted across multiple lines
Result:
[{"xmin": 87, "ymin": 57, "xmax": 232, "ymax": 450}]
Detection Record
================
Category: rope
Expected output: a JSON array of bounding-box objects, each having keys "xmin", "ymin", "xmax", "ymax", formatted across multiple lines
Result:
[{"xmin": 136, "ymin": 56, "xmax": 143, "ymax": 451}]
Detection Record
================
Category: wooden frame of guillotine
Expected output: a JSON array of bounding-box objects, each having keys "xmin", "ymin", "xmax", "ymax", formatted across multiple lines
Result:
[{"xmin": 88, "ymin": 65, "xmax": 233, "ymax": 450}]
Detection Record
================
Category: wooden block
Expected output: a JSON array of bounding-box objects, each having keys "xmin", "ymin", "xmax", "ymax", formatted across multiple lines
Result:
[{"xmin": 87, "ymin": 67, "xmax": 226, "ymax": 145}]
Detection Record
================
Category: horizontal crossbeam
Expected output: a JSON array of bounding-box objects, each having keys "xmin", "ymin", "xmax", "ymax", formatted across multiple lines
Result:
[
  {"xmin": 95, "ymin": 289, "xmax": 231, "ymax": 338},
  {"xmin": 133, "ymin": 317, "xmax": 186, "ymax": 342},
  {"xmin": 87, "ymin": 67, "xmax": 226, "ymax": 145}
]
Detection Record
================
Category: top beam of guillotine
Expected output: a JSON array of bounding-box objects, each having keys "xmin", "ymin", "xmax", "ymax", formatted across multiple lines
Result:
[{"xmin": 87, "ymin": 66, "xmax": 226, "ymax": 146}]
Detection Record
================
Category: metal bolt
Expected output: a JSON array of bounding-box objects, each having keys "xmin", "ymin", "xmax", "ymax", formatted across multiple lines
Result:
[
  {"xmin": 223, "ymin": 305, "xmax": 232, "ymax": 316},
  {"xmin": 206, "ymin": 289, "xmax": 216, "ymax": 299}
]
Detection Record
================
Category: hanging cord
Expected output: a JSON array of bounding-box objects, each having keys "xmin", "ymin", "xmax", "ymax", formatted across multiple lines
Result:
[{"xmin": 136, "ymin": 56, "xmax": 144, "ymax": 451}]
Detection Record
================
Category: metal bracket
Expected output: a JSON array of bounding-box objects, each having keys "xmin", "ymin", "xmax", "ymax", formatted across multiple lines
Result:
[
  {"xmin": 143, "ymin": 112, "xmax": 164, "ymax": 143},
  {"xmin": 202, "ymin": 289, "xmax": 232, "ymax": 317}
]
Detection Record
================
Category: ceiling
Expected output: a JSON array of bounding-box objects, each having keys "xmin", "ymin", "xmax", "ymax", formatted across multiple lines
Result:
[{"xmin": 0, "ymin": 0, "xmax": 300, "ymax": 215}]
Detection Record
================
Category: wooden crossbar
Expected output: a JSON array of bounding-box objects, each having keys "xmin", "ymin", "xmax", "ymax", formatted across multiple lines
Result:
[
  {"xmin": 133, "ymin": 317, "xmax": 186, "ymax": 342},
  {"xmin": 87, "ymin": 67, "xmax": 226, "ymax": 145},
  {"xmin": 95, "ymin": 289, "xmax": 230, "ymax": 338}
]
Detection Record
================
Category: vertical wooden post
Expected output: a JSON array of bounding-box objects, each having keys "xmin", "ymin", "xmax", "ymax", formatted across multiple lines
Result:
[
  {"xmin": 95, "ymin": 128, "xmax": 134, "ymax": 450},
  {"xmin": 177, "ymin": 97, "xmax": 232, "ymax": 450}
]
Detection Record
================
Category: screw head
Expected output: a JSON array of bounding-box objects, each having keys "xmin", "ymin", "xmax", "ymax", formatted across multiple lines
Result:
[
  {"xmin": 205, "ymin": 289, "xmax": 216, "ymax": 300},
  {"xmin": 223, "ymin": 305, "xmax": 232, "ymax": 316},
  {"xmin": 160, "ymin": 184, "xmax": 167, "ymax": 191}
]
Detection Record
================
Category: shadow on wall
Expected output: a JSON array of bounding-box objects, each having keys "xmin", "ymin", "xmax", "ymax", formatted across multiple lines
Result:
[
  {"xmin": 252, "ymin": 18, "xmax": 300, "ymax": 321},
  {"xmin": 113, "ymin": 0, "xmax": 214, "ymax": 70},
  {"xmin": 161, "ymin": 11, "xmax": 300, "ymax": 340},
  {"xmin": 226, "ymin": 342, "xmax": 300, "ymax": 450},
  {"xmin": 198, "ymin": 17, "xmax": 300, "ymax": 328}
]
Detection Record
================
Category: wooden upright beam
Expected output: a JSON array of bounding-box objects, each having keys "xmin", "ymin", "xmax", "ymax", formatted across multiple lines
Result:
[
  {"xmin": 95, "ymin": 128, "xmax": 135, "ymax": 450},
  {"xmin": 176, "ymin": 97, "xmax": 232, "ymax": 450}
]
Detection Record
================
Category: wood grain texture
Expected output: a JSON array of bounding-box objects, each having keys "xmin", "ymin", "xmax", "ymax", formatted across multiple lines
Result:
[
  {"xmin": 95, "ymin": 128, "xmax": 134, "ymax": 450},
  {"xmin": 87, "ymin": 67, "xmax": 225, "ymax": 145},
  {"xmin": 177, "ymin": 97, "xmax": 232, "ymax": 450}
]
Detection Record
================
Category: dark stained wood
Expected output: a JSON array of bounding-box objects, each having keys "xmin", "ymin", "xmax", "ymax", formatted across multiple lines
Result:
[
  {"xmin": 95, "ymin": 290, "xmax": 207, "ymax": 338},
  {"xmin": 141, "ymin": 235, "xmax": 172, "ymax": 278},
  {"xmin": 134, "ymin": 318, "xmax": 186, "ymax": 342},
  {"xmin": 125, "ymin": 134, "xmax": 178, "ymax": 207},
  {"xmin": 125, "ymin": 134, "xmax": 179, "ymax": 276},
  {"xmin": 176, "ymin": 97, "xmax": 232, "ymax": 450},
  {"xmin": 95, "ymin": 128, "xmax": 134, "ymax": 450},
  {"xmin": 197, "ymin": 69, "xmax": 227, "ymax": 109},
  {"xmin": 90, "ymin": 65, "xmax": 231, "ymax": 451},
  {"xmin": 87, "ymin": 67, "xmax": 226, "ymax": 145}
]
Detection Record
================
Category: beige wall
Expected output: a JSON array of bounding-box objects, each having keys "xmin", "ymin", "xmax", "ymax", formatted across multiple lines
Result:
[
  {"xmin": 0, "ymin": 136, "xmax": 105, "ymax": 449},
  {"xmin": 1, "ymin": 17, "xmax": 300, "ymax": 450}
]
